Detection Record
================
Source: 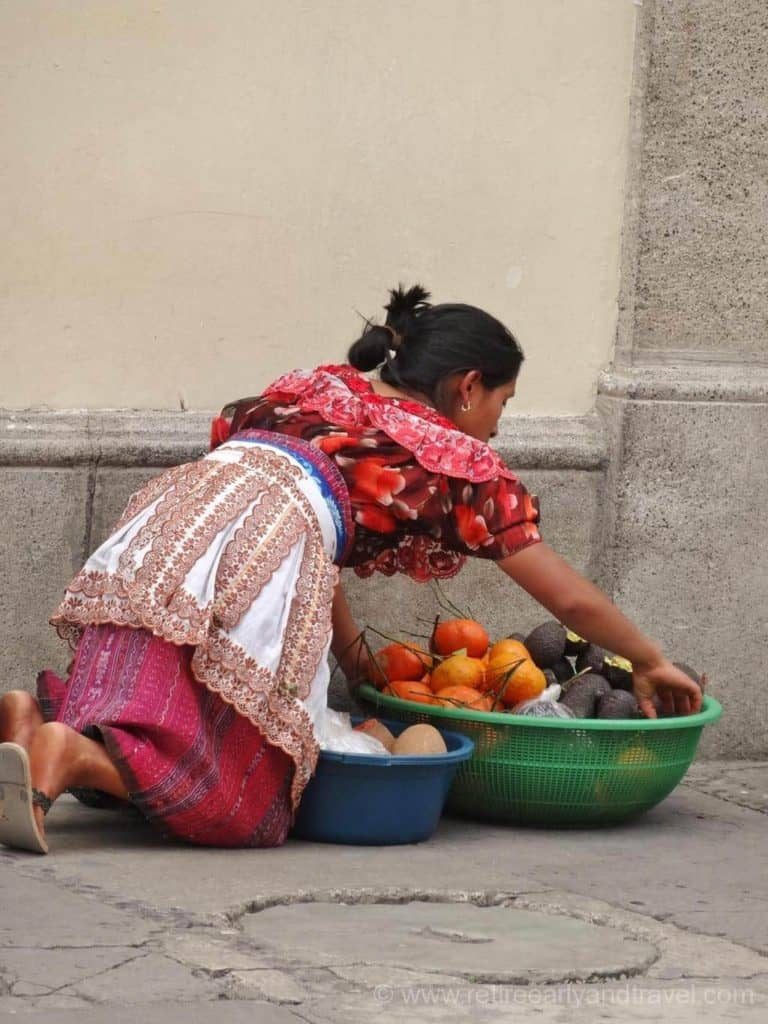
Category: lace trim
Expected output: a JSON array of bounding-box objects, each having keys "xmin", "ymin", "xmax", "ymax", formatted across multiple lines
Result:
[
  {"xmin": 115, "ymin": 461, "xmax": 212, "ymax": 531},
  {"xmin": 227, "ymin": 428, "xmax": 355, "ymax": 563},
  {"xmin": 51, "ymin": 446, "xmax": 339, "ymax": 811},
  {"xmin": 213, "ymin": 487, "xmax": 301, "ymax": 631}
]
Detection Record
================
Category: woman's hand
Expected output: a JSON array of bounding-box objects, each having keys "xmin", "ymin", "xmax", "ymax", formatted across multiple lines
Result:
[
  {"xmin": 632, "ymin": 658, "xmax": 705, "ymax": 719},
  {"xmin": 497, "ymin": 543, "xmax": 706, "ymax": 718}
]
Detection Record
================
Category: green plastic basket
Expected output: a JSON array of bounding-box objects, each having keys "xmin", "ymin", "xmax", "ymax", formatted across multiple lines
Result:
[{"xmin": 358, "ymin": 684, "xmax": 722, "ymax": 827}]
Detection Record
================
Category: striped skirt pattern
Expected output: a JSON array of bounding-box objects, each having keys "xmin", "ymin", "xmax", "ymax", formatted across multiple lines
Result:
[{"xmin": 38, "ymin": 622, "xmax": 294, "ymax": 847}]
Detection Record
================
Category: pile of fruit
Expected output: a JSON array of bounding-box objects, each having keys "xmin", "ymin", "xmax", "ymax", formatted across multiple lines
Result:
[{"xmin": 367, "ymin": 618, "xmax": 703, "ymax": 720}]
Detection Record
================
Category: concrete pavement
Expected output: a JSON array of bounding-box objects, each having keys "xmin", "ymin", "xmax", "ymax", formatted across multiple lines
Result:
[{"xmin": 1, "ymin": 761, "xmax": 767, "ymax": 1021}]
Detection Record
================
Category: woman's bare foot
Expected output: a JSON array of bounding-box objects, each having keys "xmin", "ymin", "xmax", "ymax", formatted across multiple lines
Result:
[
  {"xmin": 26, "ymin": 722, "xmax": 130, "ymax": 843},
  {"xmin": 0, "ymin": 691, "xmax": 44, "ymax": 748}
]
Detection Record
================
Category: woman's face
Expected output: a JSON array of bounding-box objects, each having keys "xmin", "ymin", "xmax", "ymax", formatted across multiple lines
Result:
[{"xmin": 450, "ymin": 371, "xmax": 517, "ymax": 442}]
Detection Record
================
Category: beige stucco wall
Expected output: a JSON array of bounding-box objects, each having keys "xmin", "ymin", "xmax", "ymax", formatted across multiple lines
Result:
[{"xmin": 1, "ymin": 0, "xmax": 636, "ymax": 415}]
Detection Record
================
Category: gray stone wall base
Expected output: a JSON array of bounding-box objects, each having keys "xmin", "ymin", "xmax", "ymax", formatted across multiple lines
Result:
[
  {"xmin": 0, "ymin": 467, "xmax": 91, "ymax": 689},
  {"xmin": 598, "ymin": 365, "xmax": 768, "ymax": 758}
]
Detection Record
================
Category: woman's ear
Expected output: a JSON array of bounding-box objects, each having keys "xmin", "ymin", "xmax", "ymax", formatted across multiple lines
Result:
[{"xmin": 458, "ymin": 369, "xmax": 482, "ymax": 404}]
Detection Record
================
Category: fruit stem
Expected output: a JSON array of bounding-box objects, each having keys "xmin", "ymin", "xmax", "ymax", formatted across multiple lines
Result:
[
  {"xmin": 363, "ymin": 625, "xmax": 434, "ymax": 669},
  {"xmin": 431, "ymin": 579, "xmax": 470, "ymax": 620},
  {"xmin": 329, "ymin": 629, "xmax": 368, "ymax": 684},
  {"xmin": 429, "ymin": 614, "xmax": 441, "ymax": 654},
  {"xmin": 487, "ymin": 658, "xmax": 527, "ymax": 711},
  {"xmin": 559, "ymin": 666, "xmax": 593, "ymax": 694},
  {"xmin": 398, "ymin": 628, "xmax": 436, "ymax": 641},
  {"xmin": 357, "ymin": 630, "xmax": 389, "ymax": 689}
]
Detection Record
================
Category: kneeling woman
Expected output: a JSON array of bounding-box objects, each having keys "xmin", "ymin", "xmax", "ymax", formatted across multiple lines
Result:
[{"xmin": 0, "ymin": 285, "xmax": 702, "ymax": 853}]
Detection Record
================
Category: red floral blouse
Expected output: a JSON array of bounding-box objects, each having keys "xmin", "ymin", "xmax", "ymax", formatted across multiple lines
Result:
[{"xmin": 210, "ymin": 365, "xmax": 541, "ymax": 582}]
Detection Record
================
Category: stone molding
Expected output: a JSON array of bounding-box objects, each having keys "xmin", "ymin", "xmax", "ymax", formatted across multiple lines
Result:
[
  {"xmin": 599, "ymin": 363, "xmax": 768, "ymax": 404},
  {"xmin": 493, "ymin": 415, "xmax": 607, "ymax": 470},
  {"xmin": 0, "ymin": 408, "xmax": 609, "ymax": 471},
  {"xmin": 0, "ymin": 410, "xmax": 211, "ymax": 467}
]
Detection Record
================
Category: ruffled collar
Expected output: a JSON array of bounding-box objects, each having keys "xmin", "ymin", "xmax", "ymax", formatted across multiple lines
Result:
[{"xmin": 263, "ymin": 364, "xmax": 517, "ymax": 483}]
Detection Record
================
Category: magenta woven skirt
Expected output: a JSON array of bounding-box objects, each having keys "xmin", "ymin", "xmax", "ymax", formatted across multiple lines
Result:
[{"xmin": 38, "ymin": 622, "xmax": 294, "ymax": 848}]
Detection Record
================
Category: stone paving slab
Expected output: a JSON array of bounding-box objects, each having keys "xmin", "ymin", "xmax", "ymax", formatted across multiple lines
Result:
[
  {"xmin": 682, "ymin": 762, "xmax": 768, "ymax": 815},
  {"xmin": 2, "ymin": 768, "xmax": 767, "ymax": 1020},
  {"xmin": 1, "ymin": 945, "xmax": 147, "ymax": 996},
  {"xmin": 68, "ymin": 952, "xmax": 223, "ymax": 1005},
  {"xmin": 306, "ymin": 976, "xmax": 768, "ymax": 1024},
  {"xmin": 242, "ymin": 900, "xmax": 658, "ymax": 984},
  {"xmin": 13, "ymin": 781, "xmax": 767, "ymax": 953},
  {"xmin": 0, "ymin": 860, "xmax": 154, "ymax": 948}
]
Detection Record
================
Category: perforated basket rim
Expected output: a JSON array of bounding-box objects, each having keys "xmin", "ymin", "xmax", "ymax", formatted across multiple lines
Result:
[{"xmin": 357, "ymin": 684, "xmax": 722, "ymax": 732}]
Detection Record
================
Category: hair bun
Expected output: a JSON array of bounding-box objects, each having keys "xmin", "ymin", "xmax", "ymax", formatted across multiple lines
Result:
[{"xmin": 347, "ymin": 324, "xmax": 394, "ymax": 372}]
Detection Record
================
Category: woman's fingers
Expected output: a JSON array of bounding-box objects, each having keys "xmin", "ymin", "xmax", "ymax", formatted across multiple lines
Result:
[
  {"xmin": 660, "ymin": 690, "xmax": 676, "ymax": 716},
  {"xmin": 637, "ymin": 696, "xmax": 657, "ymax": 720},
  {"xmin": 634, "ymin": 661, "xmax": 705, "ymax": 718},
  {"xmin": 674, "ymin": 693, "xmax": 692, "ymax": 716}
]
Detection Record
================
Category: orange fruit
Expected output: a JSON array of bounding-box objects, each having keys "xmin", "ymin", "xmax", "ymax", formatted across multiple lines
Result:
[
  {"xmin": 434, "ymin": 685, "xmax": 493, "ymax": 712},
  {"xmin": 383, "ymin": 680, "xmax": 438, "ymax": 705},
  {"xmin": 495, "ymin": 659, "xmax": 547, "ymax": 707},
  {"xmin": 488, "ymin": 638, "xmax": 530, "ymax": 662},
  {"xmin": 369, "ymin": 643, "xmax": 433, "ymax": 688},
  {"xmin": 430, "ymin": 654, "xmax": 485, "ymax": 693},
  {"xmin": 481, "ymin": 645, "xmax": 531, "ymax": 694},
  {"xmin": 432, "ymin": 619, "xmax": 489, "ymax": 658}
]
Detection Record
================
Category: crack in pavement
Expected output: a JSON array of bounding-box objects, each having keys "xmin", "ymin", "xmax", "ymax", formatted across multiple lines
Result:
[
  {"xmin": 7, "ymin": 861, "xmax": 223, "ymax": 930},
  {"xmin": 8, "ymin": 942, "xmax": 151, "ymax": 951},
  {"xmin": 321, "ymin": 955, "xmax": 659, "ymax": 987},
  {"xmin": 8, "ymin": 953, "xmax": 150, "ymax": 1000},
  {"xmin": 226, "ymin": 886, "xmax": 552, "ymax": 922},
  {"xmin": 679, "ymin": 782, "xmax": 768, "ymax": 816}
]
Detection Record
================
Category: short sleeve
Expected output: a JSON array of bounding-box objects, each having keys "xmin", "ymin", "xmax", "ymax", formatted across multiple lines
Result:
[{"xmin": 439, "ymin": 474, "xmax": 542, "ymax": 560}]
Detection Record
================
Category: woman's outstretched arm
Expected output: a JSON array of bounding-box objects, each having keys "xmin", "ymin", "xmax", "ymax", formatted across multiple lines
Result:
[{"xmin": 497, "ymin": 542, "xmax": 703, "ymax": 718}]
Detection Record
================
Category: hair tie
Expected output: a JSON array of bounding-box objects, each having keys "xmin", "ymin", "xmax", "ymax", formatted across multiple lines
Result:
[{"xmin": 383, "ymin": 324, "xmax": 403, "ymax": 350}]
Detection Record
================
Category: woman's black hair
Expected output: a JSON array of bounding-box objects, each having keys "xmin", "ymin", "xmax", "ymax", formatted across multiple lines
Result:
[{"xmin": 347, "ymin": 284, "xmax": 524, "ymax": 410}]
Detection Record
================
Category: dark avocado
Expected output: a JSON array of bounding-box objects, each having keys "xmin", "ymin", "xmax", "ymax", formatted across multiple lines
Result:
[
  {"xmin": 524, "ymin": 621, "xmax": 567, "ymax": 669},
  {"xmin": 559, "ymin": 673, "xmax": 611, "ymax": 718},
  {"xmin": 564, "ymin": 630, "xmax": 589, "ymax": 657},
  {"xmin": 604, "ymin": 654, "xmax": 634, "ymax": 691},
  {"xmin": 550, "ymin": 657, "xmax": 575, "ymax": 684},
  {"xmin": 596, "ymin": 689, "xmax": 639, "ymax": 719},
  {"xmin": 575, "ymin": 644, "xmax": 607, "ymax": 675}
]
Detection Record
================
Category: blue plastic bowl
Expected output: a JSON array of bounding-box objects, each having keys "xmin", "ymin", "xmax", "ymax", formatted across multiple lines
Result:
[{"xmin": 291, "ymin": 717, "xmax": 475, "ymax": 845}]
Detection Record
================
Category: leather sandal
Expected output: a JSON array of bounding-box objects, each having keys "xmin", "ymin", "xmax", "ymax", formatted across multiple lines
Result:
[{"xmin": 0, "ymin": 743, "xmax": 51, "ymax": 854}]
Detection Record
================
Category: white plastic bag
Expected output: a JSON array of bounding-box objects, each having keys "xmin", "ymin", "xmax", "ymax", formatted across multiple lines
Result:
[
  {"xmin": 511, "ymin": 683, "xmax": 576, "ymax": 719},
  {"xmin": 313, "ymin": 708, "xmax": 390, "ymax": 755}
]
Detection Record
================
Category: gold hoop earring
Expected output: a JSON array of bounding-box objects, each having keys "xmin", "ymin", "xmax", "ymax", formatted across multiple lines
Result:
[{"xmin": 461, "ymin": 400, "xmax": 472, "ymax": 413}]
